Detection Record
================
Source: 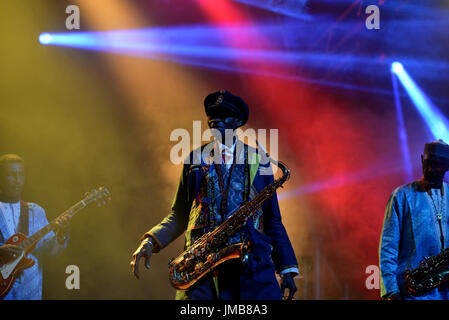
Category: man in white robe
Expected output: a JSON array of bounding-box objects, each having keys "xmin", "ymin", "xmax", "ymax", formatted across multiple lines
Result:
[{"xmin": 380, "ymin": 140, "xmax": 449, "ymax": 300}]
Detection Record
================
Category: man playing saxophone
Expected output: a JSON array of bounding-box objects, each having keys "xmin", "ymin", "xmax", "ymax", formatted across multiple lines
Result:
[
  {"xmin": 131, "ymin": 90, "xmax": 298, "ymax": 300},
  {"xmin": 380, "ymin": 139, "xmax": 449, "ymax": 300}
]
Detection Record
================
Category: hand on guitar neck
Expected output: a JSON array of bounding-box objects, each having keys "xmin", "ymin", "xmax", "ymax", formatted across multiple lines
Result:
[{"xmin": 52, "ymin": 215, "xmax": 70, "ymax": 243}]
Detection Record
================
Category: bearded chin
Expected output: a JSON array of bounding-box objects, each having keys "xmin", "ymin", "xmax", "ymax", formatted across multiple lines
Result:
[{"xmin": 425, "ymin": 173, "xmax": 444, "ymax": 187}]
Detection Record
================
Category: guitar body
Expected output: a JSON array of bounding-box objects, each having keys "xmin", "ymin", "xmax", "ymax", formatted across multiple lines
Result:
[{"xmin": 0, "ymin": 233, "xmax": 36, "ymax": 299}]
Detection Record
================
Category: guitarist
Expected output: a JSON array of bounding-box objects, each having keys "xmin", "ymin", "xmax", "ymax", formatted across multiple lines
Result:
[{"xmin": 0, "ymin": 154, "xmax": 69, "ymax": 300}]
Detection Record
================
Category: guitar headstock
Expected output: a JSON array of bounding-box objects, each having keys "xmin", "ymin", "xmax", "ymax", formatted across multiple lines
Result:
[{"xmin": 84, "ymin": 186, "xmax": 111, "ymax": 207}]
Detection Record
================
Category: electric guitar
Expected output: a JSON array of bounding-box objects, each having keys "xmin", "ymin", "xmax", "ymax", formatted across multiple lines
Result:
[{"xmin": 0, "ymin": 186, "xmax": 111, "ymax": 299}]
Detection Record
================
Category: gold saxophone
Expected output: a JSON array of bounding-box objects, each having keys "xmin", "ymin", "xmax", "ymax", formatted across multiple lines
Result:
[
  {"xmin": 168, "ymin": 156, "xmax": 290, "ymax": 290},
  {"xmin": 405, "ymin": 248, "xmax": 449, "ymax": 296}
]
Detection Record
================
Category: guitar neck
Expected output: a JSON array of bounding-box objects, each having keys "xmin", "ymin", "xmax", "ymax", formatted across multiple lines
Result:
[{"xmin": 18, "ymin": 198, "xmax": 90, "ymax": 252}]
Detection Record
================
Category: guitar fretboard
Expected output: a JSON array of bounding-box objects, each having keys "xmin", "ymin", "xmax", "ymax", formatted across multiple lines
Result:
[{"xmin": 18, "ymin": 199, "xmax": 90, "ymax": 252}]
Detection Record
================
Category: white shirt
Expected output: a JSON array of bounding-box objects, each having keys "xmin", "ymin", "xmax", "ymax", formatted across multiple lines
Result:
[{"xmin": 215, "ymin": 140, "xmax": 237, "ymax": 169}]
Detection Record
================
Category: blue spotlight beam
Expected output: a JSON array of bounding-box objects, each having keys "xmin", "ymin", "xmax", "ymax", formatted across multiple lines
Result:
[
  {"xmin": 38, "ymin": 25, "xmax": 449, "ymax": 79},
  {"xmin": 391, "ymin": 62, "xmax": 449, "ymax": 143},
  {"xmin": 391, "ymin": 70, "xmax": 413, "ymax": 182},
  {"xmin": 38, "ymin": 28, "xmax": 397, "ymax": 95},
  {"xmin": 37, "ymin": 27, "xmax": 449, "ymax": 99}
]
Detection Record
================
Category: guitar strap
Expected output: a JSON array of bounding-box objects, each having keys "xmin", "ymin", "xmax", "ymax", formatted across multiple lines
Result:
[{"xmin": 18, "ymin": 200, "xmax": 29, "ymax": 236}]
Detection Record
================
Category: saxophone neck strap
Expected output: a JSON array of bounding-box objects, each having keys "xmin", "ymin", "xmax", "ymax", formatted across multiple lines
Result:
[{"xmin": 18, "ymin": 200, "xmax": 29, "ymax": 236}]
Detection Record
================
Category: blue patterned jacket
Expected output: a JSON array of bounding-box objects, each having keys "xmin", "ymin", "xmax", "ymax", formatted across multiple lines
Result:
[{"xmin": 145, "ymin": 142, "xmax": 298, "ymax": 275}]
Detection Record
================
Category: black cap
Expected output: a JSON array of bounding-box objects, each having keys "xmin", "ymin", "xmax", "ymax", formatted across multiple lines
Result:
[
  {"xmin": 424, "ymin": 139, "xmax": 449, "ymax": 163},
  {"xmin": 204, "ymin": 90, "xmax": 249, "ymax": 126}
]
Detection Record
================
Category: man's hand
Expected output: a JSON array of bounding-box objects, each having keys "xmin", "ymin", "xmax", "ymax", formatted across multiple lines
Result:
[
  {"xmin": 131, "ymin": 237, "xmax": 153, "ymax": 279},
  {"xmin": 53, "ymin": 215, "xmax": 70, "ymax": 243},
  {"xmin": 0, "ymin": 244, "xmax": 23, "ymax": 261},
  {"xmin": 53, "ymin": 215, "xmax": 70, "ymax": 234},
  {"xmin": 281, "ymin": 272, "xmax": 297, "ymax": 300}
]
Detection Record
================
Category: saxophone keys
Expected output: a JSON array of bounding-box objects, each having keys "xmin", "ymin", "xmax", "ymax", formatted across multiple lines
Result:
[{"xmin": 194, "ymin": 263, "xmax": 204, "ymax": 273}]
